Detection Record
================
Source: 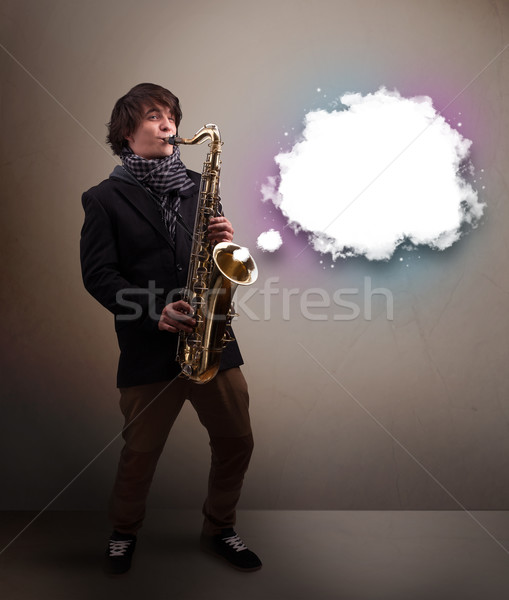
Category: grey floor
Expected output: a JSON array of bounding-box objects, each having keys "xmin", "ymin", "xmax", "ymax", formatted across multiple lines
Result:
[{"xmin": 2, "ymin": 510, "xmax": 509, "ymax": 599}]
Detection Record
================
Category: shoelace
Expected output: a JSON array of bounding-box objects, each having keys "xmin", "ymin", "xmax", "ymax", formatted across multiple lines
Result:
[
  {"xmin": 108, "ymin": 539, "xmax": 133, "ymax": 557},
  {"xmin": 222, "ymin": 534, "xmax": 248, "ymax": 552}
]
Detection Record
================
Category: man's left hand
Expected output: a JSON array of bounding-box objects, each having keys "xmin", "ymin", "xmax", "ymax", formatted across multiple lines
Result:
[{"xmin": 208, "ymin": 216, "xmax": 234, "ymax": 243}]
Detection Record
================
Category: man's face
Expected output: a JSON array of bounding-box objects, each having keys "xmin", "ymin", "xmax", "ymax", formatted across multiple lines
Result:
[{"xmin": 126, "ymin": 103, "xmax": 177, "ymax": 159}]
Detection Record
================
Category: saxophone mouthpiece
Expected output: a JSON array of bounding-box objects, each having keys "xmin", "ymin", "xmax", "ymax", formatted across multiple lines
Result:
[{"xmin": 164, "ymin": 135, "xmax": 182, "ymax": 145}]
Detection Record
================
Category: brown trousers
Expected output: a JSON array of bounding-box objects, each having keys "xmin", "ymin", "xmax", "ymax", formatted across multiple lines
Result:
[{"xmin": 109, "ymin": 367, "xmax": 253, "ymax": 536}]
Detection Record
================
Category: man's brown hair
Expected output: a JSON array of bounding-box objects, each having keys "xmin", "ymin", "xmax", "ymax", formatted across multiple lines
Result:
[{"xmin": 106, "ymin": 83, "xmax": 183, "ymax": 155}]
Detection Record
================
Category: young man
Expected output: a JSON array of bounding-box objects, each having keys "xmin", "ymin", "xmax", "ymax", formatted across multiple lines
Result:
[{"xmin": 80, "ymin": 83, "xmax": 261, "ymax": 574}]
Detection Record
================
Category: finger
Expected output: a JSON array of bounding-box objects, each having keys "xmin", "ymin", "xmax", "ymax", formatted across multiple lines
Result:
[
  {"xmin": 172, "ymin": 300, "xmax": 194, "ymax": 314},
  {"xmin": 162, "ymin": 318, "xmax": 193, "ymax": 333},
  {"xmin": 207, "ymin": 226, "xmax": 234, "ymax": 239},
  {"xmin": 209, "ymin": 219, "xmax": 232, "ymax": 228},
  {"xmin": 167, "ymin": 311, "xmax": 196, "ymax": 329},
  {"xmin": 208, "ymin": 219, "xmax": 233, "ymax": 231},
  {"xmin": 165, "ymin": 303, "xmax": 194, "ymax": 321}
]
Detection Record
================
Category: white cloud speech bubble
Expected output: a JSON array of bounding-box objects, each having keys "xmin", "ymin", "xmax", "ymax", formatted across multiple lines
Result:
[{"xmin": 259, "ymin": 88, "xmax": 485, "ymax": 261}]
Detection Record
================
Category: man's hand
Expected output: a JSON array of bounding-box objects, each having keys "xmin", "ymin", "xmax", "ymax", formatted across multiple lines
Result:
[
  {"xmin": 158, "ymin": 300, "xmax": 196, "ymax": 333},
  {"xmin": 208, "ymin": 216, "xmax": 234, "ymax": 244}
]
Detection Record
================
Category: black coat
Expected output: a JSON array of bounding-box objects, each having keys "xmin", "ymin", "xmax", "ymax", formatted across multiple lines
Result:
[{"xmin": 80, "ymin": 166, "xmax": 243, "ymax": 387}]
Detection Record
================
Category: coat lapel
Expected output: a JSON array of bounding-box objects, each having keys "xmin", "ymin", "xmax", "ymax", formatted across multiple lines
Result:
[
  {"xmin": 110, "ymin": 166, "xmax": 175, "ymax": 248},
  {"xmin": 109, "ymin": 165, "xmax": 200, "ymax": 251}
]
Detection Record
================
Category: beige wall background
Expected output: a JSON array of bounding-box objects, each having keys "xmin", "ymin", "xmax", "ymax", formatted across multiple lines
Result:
[{"xmin": 1, "ymin": 0, "xmax": 508, "ymax": 511}]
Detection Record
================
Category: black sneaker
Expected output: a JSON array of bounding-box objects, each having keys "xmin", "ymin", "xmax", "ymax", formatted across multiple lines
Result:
[
  {"xmin": 104, "ymin": 530, "xmax": 137, "ymax": 574},
  {"xmin": 201, "ymin": 528, "xmax": 262, "ymax": 571}
]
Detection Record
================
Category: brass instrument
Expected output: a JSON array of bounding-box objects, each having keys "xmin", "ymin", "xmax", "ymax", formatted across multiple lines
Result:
[{"xmin": 166, "ymin": 124, "xmax": 258, "ymax": 384}]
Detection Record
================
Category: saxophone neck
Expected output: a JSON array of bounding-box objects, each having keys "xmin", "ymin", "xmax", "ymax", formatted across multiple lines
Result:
[{"xmin": 165, "ymin": 124, "xmax": 222, "ymax": 147}]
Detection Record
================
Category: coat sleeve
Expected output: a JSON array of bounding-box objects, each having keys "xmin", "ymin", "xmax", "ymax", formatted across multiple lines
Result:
[{"xmin": 80, "ymin": 190, "xmax": 166, "ymax": 331}]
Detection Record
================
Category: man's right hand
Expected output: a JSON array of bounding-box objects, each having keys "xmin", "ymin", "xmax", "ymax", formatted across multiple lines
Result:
[{"xmin": 158, "ymin": 300, "xmax": 196, "ymax": 333}]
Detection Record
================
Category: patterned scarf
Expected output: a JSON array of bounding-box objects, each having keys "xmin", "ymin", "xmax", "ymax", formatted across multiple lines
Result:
[{"xmin": 121, "ymin": 146, "xmax": 195, "ymax": 240}]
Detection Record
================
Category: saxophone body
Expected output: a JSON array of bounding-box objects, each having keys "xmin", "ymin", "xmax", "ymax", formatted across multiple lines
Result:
[{"xmin": 169, "ymin": 124, "xmax": 258, "ymax": 384}]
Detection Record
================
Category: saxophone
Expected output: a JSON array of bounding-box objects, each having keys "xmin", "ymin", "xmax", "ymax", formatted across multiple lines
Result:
[{"xmin": 165, "ymin": 124, "xmax": 258, "ymax": 384}]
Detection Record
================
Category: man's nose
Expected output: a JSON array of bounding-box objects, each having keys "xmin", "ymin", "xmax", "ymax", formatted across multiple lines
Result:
[{"xmin": 161, "ymin": 117, "xmax": 173, "ymax": 130}]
